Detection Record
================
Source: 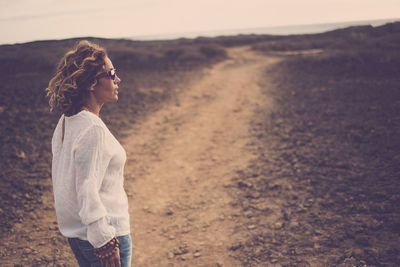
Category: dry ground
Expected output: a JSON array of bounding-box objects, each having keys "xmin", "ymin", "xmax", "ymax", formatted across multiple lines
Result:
[
  {"xmin": 124, "ymin": 46, "xmax": 279, "ymax": 266},
  {"xmin": 2, "ymin": 43, "xmax": 398, "ymax": 266},
  {"xmin": 1, "ymin": 46, "xmax": 281, "ymax": 266}
]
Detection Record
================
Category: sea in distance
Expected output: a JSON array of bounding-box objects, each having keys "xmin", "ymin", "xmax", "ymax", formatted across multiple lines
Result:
[
  {"xmin": 1, "ymin": 17, "xmax": 398, "ymax": 45},
  {"xmin": 130, "ymin": 18, "xmax": 399, "ymax": 41}
]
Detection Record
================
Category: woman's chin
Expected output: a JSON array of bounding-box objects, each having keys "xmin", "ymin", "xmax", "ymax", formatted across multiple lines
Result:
[{"xmin": 105, "ymin": 93, "xmax": 119, "ymax": 103}]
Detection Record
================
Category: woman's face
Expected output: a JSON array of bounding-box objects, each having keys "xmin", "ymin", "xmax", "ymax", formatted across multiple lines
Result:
[{"xmin": 91, "ymin": 56, "xmax": 121, "ymax": 104}]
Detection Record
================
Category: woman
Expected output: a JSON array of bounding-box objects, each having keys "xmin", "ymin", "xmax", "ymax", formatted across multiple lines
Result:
[{"xmin": 46, "ymin": 40, "xmax": 131, "ymax": 267}]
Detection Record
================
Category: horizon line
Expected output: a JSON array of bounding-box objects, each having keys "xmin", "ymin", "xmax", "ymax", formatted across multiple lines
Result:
[{"xmin": 2, "ymin": 17, "xmax": 399, "ymax": 46}]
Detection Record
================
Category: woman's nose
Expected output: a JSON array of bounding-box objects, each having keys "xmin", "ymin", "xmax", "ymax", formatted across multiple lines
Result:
[{"xmin": 115, "ymin": 75, "xmax": 121, "ymax": 84}]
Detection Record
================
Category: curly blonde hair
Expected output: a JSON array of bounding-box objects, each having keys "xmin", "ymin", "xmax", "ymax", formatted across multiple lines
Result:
[{"xmin": 45, "ymin": 40, "xmax": 108, "ymax": 116}]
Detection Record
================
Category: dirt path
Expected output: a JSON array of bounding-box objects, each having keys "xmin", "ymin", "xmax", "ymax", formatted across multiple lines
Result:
[
  {"xmin": 0, "ymin": 46, "xmax": 280, "ymax": 266},
  {"xmin": 123, "ymin": 46, "xmax": 279, "ymax": 266}
]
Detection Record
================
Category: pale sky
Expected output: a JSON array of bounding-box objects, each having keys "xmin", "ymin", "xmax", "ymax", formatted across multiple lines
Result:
[{"xmin": 0, "ymin": 0, "xmax": 399, "ymax": 44}]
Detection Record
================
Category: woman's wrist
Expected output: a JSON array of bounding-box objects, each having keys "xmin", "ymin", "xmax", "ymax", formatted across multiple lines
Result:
[{"xmin": 93, "ymin": 236, "xmax": 120, "ymax": 259}]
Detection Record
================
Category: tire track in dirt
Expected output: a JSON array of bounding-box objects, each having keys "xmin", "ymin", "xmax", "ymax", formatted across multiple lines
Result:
[{"xmin": 122, "ymin": 46, "xmax": 280, "ymax": 266}]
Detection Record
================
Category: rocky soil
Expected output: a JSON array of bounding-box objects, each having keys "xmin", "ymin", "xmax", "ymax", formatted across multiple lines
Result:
[
  {"xmin": 1, "ymin": 30, "xmax": 399, "ymax": 266},
  {"xmin": 229, "ymin": 49, "xmax": 400, "ymax": 266}
]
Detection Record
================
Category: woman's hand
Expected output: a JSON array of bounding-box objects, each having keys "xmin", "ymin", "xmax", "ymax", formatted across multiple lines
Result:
[{"xmin": 100, "ymin": 247, "xmax": 121, "ymax": 267}]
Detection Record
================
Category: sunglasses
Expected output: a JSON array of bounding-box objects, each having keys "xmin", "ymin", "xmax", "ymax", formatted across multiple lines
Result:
[{"xmin": 98, "ymin": 68, "xmax": 117, "ymax": 80}]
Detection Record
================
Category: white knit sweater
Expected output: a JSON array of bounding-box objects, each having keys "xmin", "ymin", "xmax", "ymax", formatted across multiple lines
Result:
[{"xmin": 51, "ymin": 110, "xmax": 130, "ymax": 248}]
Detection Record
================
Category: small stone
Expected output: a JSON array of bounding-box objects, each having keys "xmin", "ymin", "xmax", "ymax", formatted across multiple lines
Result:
[
  {"xmin": 174, "ymin": 245, "xmax": 189, "ymax": 255},
  {"xmin": 314, "ymin": 229, "xmax": 323, "ymax": 235},
  {"xmin": 289, "ymin": 221, "xmax": 299, "ymax": 228},
  {"xmin": 17, "ymin": 151, "xmax": 26, "ymax": 159},
  {"xmin": 352, "ymin": 248, "xmax": 364, "ymax": 257},
  {"xmin": 167, "ymin": 252, "xmax": 174, "ymax": 259},
  {"xmin": 274, "ymin": 221, "xmax": 283, "ymax": 229},
  {"xmin": 246, "ymin": 192, "xmax": 261, "ymax": 199},
  {"xmin": 169, "ymin": 235, "xmax": 175, "ymax": 240},
  {"xmin": 181, "ymin": 227, "xmax": 191, "ymax": 234},
  {"xmin": 237, "ymin": 181, "xmax": 252, "ymax": 188},
  {"xmin": 186, "ymin": 215, "xmax": 196, "ymax": 221},
  {"xmin": 193, "ymin": 251, "xmax": 201, "ymax": 258},
  {"xmin": 251, "ymin": 201, "xmax": 270, "ymax": 212},
  {"xmin": 229, "ymin": 243, "xmax": 242, "ymax": 251},
  {"xmin": 143, "ymin": 206, "xmax": 151, "ymax": 213},
  {"xmin": 248, "ymin": 224, "xmax": 256, "ymax": 230},
  {"xmin": 180, "ymin": 255, "xmax": 188, "ymax": 261}
]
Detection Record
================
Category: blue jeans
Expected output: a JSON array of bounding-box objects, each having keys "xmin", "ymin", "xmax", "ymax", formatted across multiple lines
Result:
[{"xmin": 68, "ymin": 235, "xmax": 132, "ymax": 267}]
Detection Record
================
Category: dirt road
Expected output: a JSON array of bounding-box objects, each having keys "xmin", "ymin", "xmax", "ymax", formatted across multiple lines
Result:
[
  {"xmin": 123, "ymin": 46, "xmax": 279, "ymax": 266},
  {"xmin": 1, "ymin": 46, "xmax": 280, "ymax": 266}
]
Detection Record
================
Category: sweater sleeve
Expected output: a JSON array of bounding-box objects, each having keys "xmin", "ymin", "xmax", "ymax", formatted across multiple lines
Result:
[{"xmin": 72, "ymin": 124, "xmax": 116, "ymax": 247}]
